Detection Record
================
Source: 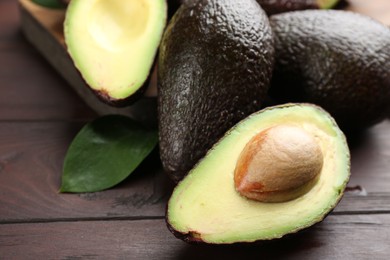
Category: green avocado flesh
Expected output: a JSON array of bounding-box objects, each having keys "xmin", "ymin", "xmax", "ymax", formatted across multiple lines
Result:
[
  {"xmin": 167, "ymin": 104, "xmax": 350, "ymax": 244},
  {"xmin": 318, "ymin": 0, "xmax": 340, "ymax": 9},
  {"xmin": 64, "ymin": 0, "xmax": 166, "ymax": 103}
]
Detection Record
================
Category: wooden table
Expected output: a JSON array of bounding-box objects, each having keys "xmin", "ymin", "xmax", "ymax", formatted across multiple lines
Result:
[{"xmin": 1, "ymin": 0, "xmax": 390, "ymax": 259}]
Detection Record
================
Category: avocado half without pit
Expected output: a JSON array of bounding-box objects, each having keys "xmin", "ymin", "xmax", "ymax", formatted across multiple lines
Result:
[
  {"xmin": 167, "ymin": 103, "xmax": 350, "ymax": 244},
  {"xmin": 64, "ymin": 0, "xmax": 167, "ymax": 106}
]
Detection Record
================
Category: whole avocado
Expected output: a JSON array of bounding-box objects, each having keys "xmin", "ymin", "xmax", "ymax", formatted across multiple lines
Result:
[
  {"xmin": 269, "ymin": 10, "xmax": 390, "ymax": 130},
  {"xmin": 158, "ymin": 0, "xmax": 274, "ymax": 182}
]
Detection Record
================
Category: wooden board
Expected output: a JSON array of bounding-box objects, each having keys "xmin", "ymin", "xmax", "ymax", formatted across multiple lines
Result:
[{"xmin": 1, "ymin": 215, "xmax": 390, "ymax": 259}]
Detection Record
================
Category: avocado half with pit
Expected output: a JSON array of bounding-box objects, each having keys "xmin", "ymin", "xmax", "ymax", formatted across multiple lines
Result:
[
  {"xmin": 167, "ymin": 103, "xmax": 350, "ymax": 244},
  {"xmin": 64, "ymin": 0, "xmax": 167, "ymax": 106}
]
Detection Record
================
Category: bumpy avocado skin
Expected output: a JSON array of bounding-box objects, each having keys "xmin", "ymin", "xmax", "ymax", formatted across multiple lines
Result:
[
  {"xmin": 269, "ymin": 10, "xmax": 390, "ymax": 130},
  {"xmin": 158, "ymin": 0, "xmax": 274, "ymax": 182},
  {"xmin": 169, "ymin": 0, "xmax": 340, "ymax": 17},
  {"xmin": 257, "ymin": 0, "xmax": 319, "ymax": 15}
]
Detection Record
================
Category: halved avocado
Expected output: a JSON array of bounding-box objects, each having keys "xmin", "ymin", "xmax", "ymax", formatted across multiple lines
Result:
[
  {"xmin": 64, "ymin": 0, "xmax": 167, "ymax": 106},
  {"xmin": 167, "ymin": 103, "xmax": 350, "ymax": 244}
]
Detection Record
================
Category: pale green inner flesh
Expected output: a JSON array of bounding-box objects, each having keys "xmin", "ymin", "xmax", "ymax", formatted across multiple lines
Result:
[
  {"xmin": 64, "ymin": 0, "xmax": 166, "ymax": 99},
  {"xmin": 168, "ymin": 105, "xmax": 350, "ymax": 244},
  {"xmin": 318, "ymin": 0, "xmax": 340, "ymax": 9}
]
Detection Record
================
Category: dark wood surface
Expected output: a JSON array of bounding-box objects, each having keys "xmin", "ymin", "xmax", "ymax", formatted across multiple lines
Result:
[{"xmin": 1, "ymin": 0, "xmax": 390, "ymax": 259}]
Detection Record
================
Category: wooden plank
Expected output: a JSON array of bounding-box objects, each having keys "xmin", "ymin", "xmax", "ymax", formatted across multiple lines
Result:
[
  {"xmin": 0, "ymin": 46, "xmax": 97, "ymax": 121},
  {"xmin": 0, "ymin": 121, "xmax": 389, "ymax": 223},
  {"xmin": 0, "ymin": 0, "xmax": 20, "ymax": 41},
  {"xmin": 0, "ymin": 0, "xmax": 96, "ymax": 121},
  {"xmin": 0, "ymin": 121, "xmax": 173, "ymax": 223},
  {"xmin": 348, "ymin": 120, "xmax": 390, "ymax": 193},
  {"xmin": 336, "ymin": 192, "xmax": 390, "ymax": 214},
  {"xmin": 1, "ymin": 214, "xmax": 390, "ymax": 259}
]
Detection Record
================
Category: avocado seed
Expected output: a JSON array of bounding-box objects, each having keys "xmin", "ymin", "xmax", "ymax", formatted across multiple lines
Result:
[{"xmin": 234, "ymin": 125, "xmax": 323, "ymax": 203}]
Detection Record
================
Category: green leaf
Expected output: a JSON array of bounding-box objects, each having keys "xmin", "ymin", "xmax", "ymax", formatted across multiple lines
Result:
[
  {"xmin": 60, "ymin": 115, "xmax": 158, "ymax": 193},
  {"xmin": 31, "ymin": 0, "xmax": 66, "ymax": 9}
]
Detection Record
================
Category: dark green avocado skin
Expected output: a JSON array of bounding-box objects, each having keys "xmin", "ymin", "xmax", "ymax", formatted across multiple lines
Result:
[
  {"xmin": 256, "ymin": 0, "xmax": 319, "ymax": 15},
  {"xmin": 158, "ymin": 0, "xmax": 274, "ymax": 182},
  {"xmin": 269, "ymin": 10, "xmax": 390, "ymax": 131}
]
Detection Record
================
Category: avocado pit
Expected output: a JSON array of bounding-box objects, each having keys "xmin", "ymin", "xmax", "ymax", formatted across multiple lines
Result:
[{"xmin": 234, "ymin": 125, "xmax": 323, "ymax": 203}]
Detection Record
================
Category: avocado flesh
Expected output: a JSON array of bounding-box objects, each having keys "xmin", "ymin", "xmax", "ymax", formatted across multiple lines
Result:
[
  {"xmin": 167, "ymin": 104, "xmax": 350, "ymax": 244},
  {"xmin": 64, "ymin": 0, "xmax": 166, "ymax": 104},
  {"xmin": 269, "ymin": 10, "xmax": 390, "ymax": 130},
  {"xmin": 158, "ymin": 0, "xmax": 274, "ymax": 182},
  {"xmin": 256, "ymin": 0, "xmax": 340, "ymax": 15}
]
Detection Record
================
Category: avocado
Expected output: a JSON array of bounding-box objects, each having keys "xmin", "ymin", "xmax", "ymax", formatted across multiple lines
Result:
[
  {"xmin": 158, "ymin": 0, "xmax": 274, "ymax": 182},
  {"xmin": 64, "ymin": 0, "xmax": 167, "ymax": 106},
  {"xmin": 256, "ymin": 0, "xmax": 340, "ymax": 15},
  {"xmin": 167, "ymin": 103, "xmax": 350, "ymax": 244},
  {"xmin": 269, "ymin": 10, "xmax": 390, "ymax": 130}
]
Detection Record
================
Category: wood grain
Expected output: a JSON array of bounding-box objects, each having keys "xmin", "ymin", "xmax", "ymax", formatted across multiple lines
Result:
[
  {"xmin": 1, "ymin": 214, "xmax": 390, "ymax": 259},
  {"xmin": 0, "ymin": 0, "xmax": 96, "ymax": 121},
  {"xmin": 336, "ymin": 192, "xmax": 390, "ymax": 214},
  {"xmin": 348, "ymin": 120, "xmax": 390, "ymax": 193},
  {"xmin": 0, "ymin": 46, "xmax": 97, "ymax": 121},
  {"xmin": 0, "ymin": 121, "xmax": 173, "ymax": 223}
]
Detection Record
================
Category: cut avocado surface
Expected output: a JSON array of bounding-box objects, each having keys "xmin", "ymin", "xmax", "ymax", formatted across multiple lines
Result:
[
  {"xmin": 64, "ymin": 0, "xmax": 167, "ymax": 105},
  {"xmin": 167, "ymin": 104, "xmax": 350, "ymax": 244}
]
